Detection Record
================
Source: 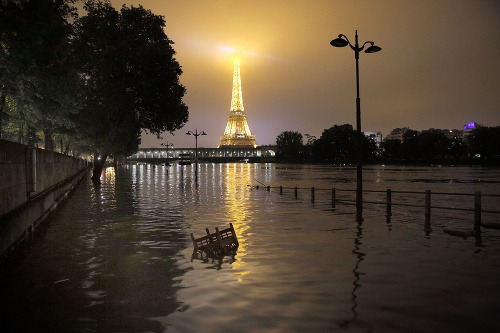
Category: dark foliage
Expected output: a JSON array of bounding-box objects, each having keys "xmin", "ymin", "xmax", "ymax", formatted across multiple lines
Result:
[
  {"xmin": 276, "ymin": 131, "xmax": 303, "ymax": 160},
  {"xmin": 0, "ymin": 0, "xmax": 78, "ymax": 145},
  {"xmin": 71, "ymin": 1, "xmax": 189, "ymax": 179},
  {"xmin": 466, "ymin": 126, "xmax": 500, "ymax": 161}
]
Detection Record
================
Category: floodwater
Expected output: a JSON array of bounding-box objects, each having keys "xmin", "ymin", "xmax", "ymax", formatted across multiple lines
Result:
[{"xmin": 1, "ymin": 163, "xmax": 500, "ymax": 332}]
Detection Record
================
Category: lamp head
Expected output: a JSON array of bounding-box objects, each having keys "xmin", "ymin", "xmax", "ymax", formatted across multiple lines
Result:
[
  {"xmin": 365, "ymin": 44, "xmax": 382, "ymax": 53},
  {"xmin": 201, "ymin": 131, "xmax": 207, "ymax": 136},
  {"xmin": 186, "ymin": 132, "xmax": 192, "ymax": 135},
  {"xmin": 330, "ymin": 37, "xmax": 348, "ymax": 48}
]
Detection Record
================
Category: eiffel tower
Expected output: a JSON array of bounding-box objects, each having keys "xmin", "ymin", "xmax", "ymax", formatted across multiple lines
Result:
[{"xmin": 218, "ymin": 58, "xmax": 257, "ymax": 148}]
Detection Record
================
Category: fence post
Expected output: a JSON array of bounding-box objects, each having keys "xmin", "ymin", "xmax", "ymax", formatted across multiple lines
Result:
[
  {"xmin": 280, "ymin": 186, "xmax": 283, "ymax": 195},
  {"xmin": 311, "ymin": 187, "xmax": 315, "ymax": 203},
  {"xmin": 474, "ymin": 191, "xmax": 481, "ymax": 226},
  {"xmin": 332, "ymin": 188, "xmax": 336, "ymax": 208},
  {"xmin": 386, "ymin": 189, "xmax": 392, "ymax": 216},
  {"xmin": 425, "ymin": 190, "xmax": 431, "ymax": 222},
  {"xmin": 294, "ymin": 186, "xmax": 298, "ymax": 199}
]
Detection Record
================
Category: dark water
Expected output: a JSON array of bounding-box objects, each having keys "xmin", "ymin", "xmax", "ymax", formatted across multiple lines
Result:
[{"xmin": 1, "ymin": 164, "xmax": 500, "ymax": 332}]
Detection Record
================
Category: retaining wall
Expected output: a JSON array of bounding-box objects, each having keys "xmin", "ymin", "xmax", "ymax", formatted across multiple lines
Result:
[{"xmin": 0, "ymin": 139, "xmax": 90, "ymax": 258}]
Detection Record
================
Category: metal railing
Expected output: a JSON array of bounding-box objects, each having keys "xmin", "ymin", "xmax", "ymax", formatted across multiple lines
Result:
[{"xmin": 254, "ymin": 184, "xmax": 500, "ymax": 227}]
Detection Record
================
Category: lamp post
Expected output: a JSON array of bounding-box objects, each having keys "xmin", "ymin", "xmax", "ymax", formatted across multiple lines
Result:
[
  {"xmin": 160, "ymin": 142, "xmax": 173, "ymax": 166},
  {"xmin": 186, "ymin": 129, "xmax": 207, "ymax": 179},
  {"xmin": 330, "ymin": 30, "xmax": 381, "ymax": 218}
]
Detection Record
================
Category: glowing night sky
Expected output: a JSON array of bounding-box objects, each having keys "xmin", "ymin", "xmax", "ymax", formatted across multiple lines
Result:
[{"xmin": 108, "ymin": 0, "xmax": 500, "ymax": 149}]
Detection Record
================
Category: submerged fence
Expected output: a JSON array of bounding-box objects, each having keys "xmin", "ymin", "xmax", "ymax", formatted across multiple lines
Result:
[{"xmin": 255, "ymin": 185, "xmax": 500, "ymax": 228}]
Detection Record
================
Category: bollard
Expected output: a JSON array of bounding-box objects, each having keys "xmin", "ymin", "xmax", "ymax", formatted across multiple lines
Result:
[
  {"xmin": 267, "ymin": 185, "xmax": 270, "ymax": 192},
  {"xmin": 280, "ymin": 186, "xmax": 283, "ymax": 195},
  {"xmin": 474, "ymin": 191, "xmax": 482, "ymax": 246},
  {"xmin": 332, "ymin": 188, "xmax": 336, "ymax": 208},
  {"xmin": 311, "ymin": 187, "xmax": 315, "ymax": 203},
  {"xmin": 425, "ymin": 190, "xmax": 431, "ymax": 222},
  {"xmin": 474, "ymin": 191, "xmax": 481, "ymax": 226},
  {"xmin": 386, "ymin": 189, "xmax": 392, "ymax": 216},
  {"xmin": 294, "ymin": 186, "xmax": 298, "ymax": 199}
]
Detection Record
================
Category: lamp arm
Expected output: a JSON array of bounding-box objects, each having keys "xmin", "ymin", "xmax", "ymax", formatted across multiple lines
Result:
[
  {"xmin": 338, "ymin": 34, "xmax": 356, "ymax": 50},
  {"xmin": 338, "ymin": 34, "xmax": 349, "ymax": 41},
  {"xmin": 359, "ymin": 41, "xmax": 374, "ymax": 52}
]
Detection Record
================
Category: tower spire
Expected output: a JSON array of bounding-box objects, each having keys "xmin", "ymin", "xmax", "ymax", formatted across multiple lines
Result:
[
  {"xmin": 230, "ymin": 57, "xmax": 244, "ymax": 112},
  {"xmin": 219, "ymin": 58, "xmax": 257, "ymax": 148}
]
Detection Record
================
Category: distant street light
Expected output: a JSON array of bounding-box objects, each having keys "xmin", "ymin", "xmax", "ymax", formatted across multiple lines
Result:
[
  {"xmin": 160, "ymin": 142, "xmax": 173, "ymax": 166},
  {"xmin": 330, "ymin": 30, "xmax": 381, "ymax": 218},
  {"xmin": 186, "ymin": 129, "xmax": 207, "ymax": 179}
]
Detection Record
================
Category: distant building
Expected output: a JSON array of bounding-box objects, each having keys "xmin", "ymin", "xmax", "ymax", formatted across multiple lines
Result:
[
  {"xmin": 364, "ymin": 131, "xmax": 383, "ymax": 147},
  {"xmin": 463, "ymin": 121, "xmax": 478, "ymax": 137}
]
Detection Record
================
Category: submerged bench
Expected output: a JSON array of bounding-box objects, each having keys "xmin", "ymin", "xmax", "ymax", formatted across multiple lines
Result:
[{"xmin": 190, "ymin": 223, "xmax": 239, "ymax": 256}]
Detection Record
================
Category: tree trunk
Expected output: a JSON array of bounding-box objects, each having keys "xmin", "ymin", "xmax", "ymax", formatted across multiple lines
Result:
[
  {"xmin": 92, "ymin": 154, "xmax": 104, "ymax": 182},
  {"xmin": 91, "ymin": 122, "xmax": 119, "ymax": 182}
]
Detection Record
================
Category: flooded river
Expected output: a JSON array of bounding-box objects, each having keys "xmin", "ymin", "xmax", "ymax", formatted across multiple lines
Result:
[{"xmin": 1, "ymin": 163, "xmax": 500, "ymax": 332}]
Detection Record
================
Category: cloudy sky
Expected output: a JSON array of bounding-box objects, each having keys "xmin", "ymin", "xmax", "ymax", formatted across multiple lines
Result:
[{"xmin": 108, "ymin": 0, "xmax": 500, "ymax": 148}]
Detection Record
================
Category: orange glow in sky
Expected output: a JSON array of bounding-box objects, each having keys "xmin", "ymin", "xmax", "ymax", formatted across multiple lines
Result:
[{"xmin": 107, "ymin": 0, "xmax": 500, "ymax": 149}]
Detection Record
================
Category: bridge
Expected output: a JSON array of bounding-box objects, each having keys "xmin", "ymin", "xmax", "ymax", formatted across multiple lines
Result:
[{"xmin": 126, "ymin": 146, "xmax": 276, "ymax": 164}]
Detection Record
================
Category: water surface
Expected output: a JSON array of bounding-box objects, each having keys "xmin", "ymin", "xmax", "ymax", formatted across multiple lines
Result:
[{"xmin": 1, "ymin": 164, "xmax": 499, "ymax": 332}]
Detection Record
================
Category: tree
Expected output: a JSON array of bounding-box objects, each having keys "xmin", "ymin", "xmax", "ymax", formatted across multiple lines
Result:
[
  {"xmin": 71, "ymin": 1, "xmax": 189, "ymax": 181},
  {"xmin": 313, "ymin": 124, "xmax": 356, "ymax": 163},
  {"xmin": 449, "ymin": 136, "xmax": 467, "ymax": 160},
  {"xmin": 418, "ymin": 129, "xmax": 450, "ymax": 162},
  {"xmin": 401, "ymin": 129, "xmax": 419, "ymax": 161},
  {"xmin": 381, "ymin": 138, "xmax": 401, "ymax": 160},
  {"xmin": 312, "ymin": 124, "xmax": 377, "ymax": 163},
  {"xmin": 303, "ymin": 133, "xmax": 316, "ymax": 159},
  {"xmin": 363, "ymin": 135, "xmax": 378, "ymax": 161},
  {"xmin": 276, "ymin": 131, "xmax": 303, "ymax": 160},
  {"xmin": 467, "ymin": 126, "xmax": 500, "ymax": 161},
  {"xmin": 0, "ymin": 0, "xmax": 78, "ymax": 145},
  {"xmin": 0, "ymin": 0, "xmax": 34, "ymax": 138}
]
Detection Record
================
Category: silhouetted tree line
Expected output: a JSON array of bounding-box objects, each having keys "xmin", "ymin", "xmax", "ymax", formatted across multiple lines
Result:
[
  {"xmin": 0, "ymin": 0, "xmax": 188, "ymax": 181},
  {"xmin": 275, "ymin": 125, "xmax": 500, "ymax": 164}
]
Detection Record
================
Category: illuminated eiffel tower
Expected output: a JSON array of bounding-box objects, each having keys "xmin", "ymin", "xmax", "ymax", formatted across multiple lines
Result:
[{"xmin": 218, "ymin": 58, "xmax": 257, "ymax": 148}]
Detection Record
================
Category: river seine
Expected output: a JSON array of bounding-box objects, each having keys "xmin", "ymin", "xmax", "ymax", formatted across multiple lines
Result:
[{"xmin": 1, "ymin": 163, "xmax": 500, "ymax": 332}]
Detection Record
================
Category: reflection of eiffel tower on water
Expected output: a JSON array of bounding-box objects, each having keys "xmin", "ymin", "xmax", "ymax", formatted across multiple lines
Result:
[{"xmin": 218, "ymin": 58, "xmax": 257, "ymax": 148}]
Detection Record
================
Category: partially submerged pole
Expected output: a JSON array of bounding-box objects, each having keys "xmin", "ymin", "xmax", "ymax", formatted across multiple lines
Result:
[
  {"xmin": 474, "ymin": 191, "xmax": 481, "ymax": 226},
  {"xmin": 425, "ymin": 190, "xmax": 431, "ymax": 222},
  {"xmin": 386, "ymin": 189, "xmax": 392, "ymax": 216}
]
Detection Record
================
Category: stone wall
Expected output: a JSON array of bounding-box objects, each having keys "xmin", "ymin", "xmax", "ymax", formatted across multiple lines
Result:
[{"xmin": 0, "ymin": 139, "xmax": 89, "ymax": 258}]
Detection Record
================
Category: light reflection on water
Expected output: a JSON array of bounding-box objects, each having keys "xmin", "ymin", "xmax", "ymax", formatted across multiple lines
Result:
[{"xmin": 0, "ymin": 164, "xmax": 499, "ymax": 332}]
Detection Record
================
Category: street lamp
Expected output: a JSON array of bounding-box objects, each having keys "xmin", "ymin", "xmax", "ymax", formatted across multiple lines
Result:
[
  {"xmin": 186, "ymin": 129, "xmax": 207, "ymax": 179},
  {"xmin": 330, "ymin": 30, "xmax": 381, "ymax": 218},
  {"xmin": 160, "ymin": 142, "xmax": 173, "ymax": 166}
]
